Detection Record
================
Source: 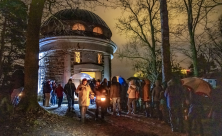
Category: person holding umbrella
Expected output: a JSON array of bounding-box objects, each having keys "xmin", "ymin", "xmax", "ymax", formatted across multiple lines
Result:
[{"xmin": 186, "ymin": 87, "xmax": 204, "ymax": 136}]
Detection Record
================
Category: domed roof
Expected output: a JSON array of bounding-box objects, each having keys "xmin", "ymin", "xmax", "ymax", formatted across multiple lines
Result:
[{"xmin": 42, "ymin": 8, "xmax": 110, "ymax": 30}]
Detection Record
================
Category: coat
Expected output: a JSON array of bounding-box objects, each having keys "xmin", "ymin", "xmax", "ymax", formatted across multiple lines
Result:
[
  {"xmin": 110, "ymin": 82, "xmax": 121, "ymax": 98},
  {"xmin": 142, "ymin": 79, "xmax": 151, "ymax": 102},
  {"xmin": 55, "ymin": 85, "xmax": 64, "ymax": 97},
  {"xmin": 127, "ymin": 84, "xmax": 137, "ymax": 99},
  {"xmin": 76, "ymin": 84, "xmax": 94, "ymax": 107},
  {"xmin": 152, "ymin": 86, "xmax": 162, "ymax": 102},
  {"xmin": 94, "ymin": 85, "xmax": 107, "ymax": 103},
  {"xmin": 64, "ymin": 83, "xmax": 76, "ymax": 97},
  {"xmin": 44, "ymin": 83, "xmax": 52, "ymax": 93},
  {"xmin": 164, "ymin": 84, "xmax": 184, "ymax": 108}
]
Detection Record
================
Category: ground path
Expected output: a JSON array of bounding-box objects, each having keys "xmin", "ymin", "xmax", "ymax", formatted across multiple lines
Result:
[{"xmin": 1, "ymin": 102, "xmax": 213, "ymax": 136}]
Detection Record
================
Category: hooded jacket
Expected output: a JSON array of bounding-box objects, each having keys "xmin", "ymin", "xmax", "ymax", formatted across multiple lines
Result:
[
  {"xmin": 110, "ymin": 77, "xmax": 121, "ymax": 98},
  {"xmin": 76, "ymin": 84, "xmax": 94, "ymax": 106},
  {"xmin": 64, "ymin": 82, "xmax": 76, "ymax": 97},
  {"xmin": 164, "ymin": 79, "xmax": 184, "ymax": 108},
  {"xmin": 142, "ymin": 79, "xmax": 151, "ymax": 102},
  {"xmin": 127, "ymin": 80, "xmax": 138, "ymax": 99},
  {"xmin": 55, "ymin": 85, "xmax": 64, "ymax": 97},
  {"xmin": 152, "ymin": 80, "xmax": 163, "ymax": 102}
]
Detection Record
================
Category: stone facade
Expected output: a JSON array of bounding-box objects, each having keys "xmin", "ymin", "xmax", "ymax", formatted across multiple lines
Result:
[{"xmin": 38, "ymin": 9, "xmax": 117, "ymax": 92}]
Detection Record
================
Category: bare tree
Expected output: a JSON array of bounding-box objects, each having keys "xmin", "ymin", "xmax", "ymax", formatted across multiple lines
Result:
[
  {"xmin": 170, "ymin": 0, "xmax": 222, "ymax": 77},
  {"xmin": 115, "ymin": 0, "xmax": 161, "ymax": 81}
]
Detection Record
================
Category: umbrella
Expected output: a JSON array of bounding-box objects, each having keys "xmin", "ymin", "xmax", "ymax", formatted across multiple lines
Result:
[
  {"xmin": 71, "ymin": 73, "xmax": 92, "ymax": 80},
  {"xmin": 181, "ymin": 77, "xmax": 212, "ymax": 97},
  {"xmin": 127, "ymin": 77, "xmax": 140, "ymax": 81}
]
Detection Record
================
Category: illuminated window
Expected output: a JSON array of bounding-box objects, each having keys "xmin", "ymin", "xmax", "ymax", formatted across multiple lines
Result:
[
  {"xmin": 75, "ymin": 52, "xmax": 81, "ymax": 63},
  {"xmin": 93, "ymin": 27, "xmax": 103, "ymax": 34},
  {"xmin": 98, "ymin": 53, "xmax": 102, "ymax": 64},
  {"xmin": 72, "ymin": 23, "xmax": 85, "ymax": 31}
]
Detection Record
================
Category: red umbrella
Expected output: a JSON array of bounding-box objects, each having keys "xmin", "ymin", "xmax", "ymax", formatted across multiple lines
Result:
[{"xmin": 181, "ymin": 77, "xmax": 212, "ymax": 97}]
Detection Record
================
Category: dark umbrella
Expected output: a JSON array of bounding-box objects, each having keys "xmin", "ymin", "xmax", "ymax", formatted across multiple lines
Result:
[{"xmin": 127, "ymin": 77, "xmax": 140, "ymax": 81}]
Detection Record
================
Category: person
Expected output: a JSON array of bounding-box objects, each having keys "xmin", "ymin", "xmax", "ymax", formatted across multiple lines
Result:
[
  {"xmin": 64, "ymin": 79, "xmax": 76, "ymax": 112},
  {"xmin": 127, "ymin": 80, "xmax": 138, "ymax": 115},
  {"xmin": 160, "ymin": 81, "xmax": 169, "ymax": 124},
  {"xmin": 76, "ymin": 78, "xmax": 94, "ymax": 123},
  {"xmin": 186, "ymin": 87, "xmax": 204, "ymax": 136},
  {"xmin": 51, "ymin": 80, "xmax": 57, "ymax": 106},
  {"xmin": 152, "ymin": 80, "xmax": 162, "ymax": 120},
  {"xmin": 44, "ymin": 80, "xmax": 52, "ymax": 107},
  {"xmin": 107, "ymin": 81, "xmax": 112, "ymax": 112},
  {"xmin": 120, "ymin": 78, "xmax": 128, "ymax": 111},
  {"xmin": 94, "ymin": 80, "xmax": 107, "ymax": 120},
  {"xmin": 136, "ymin": 80, "xmax": 143, "ymax": 112},
  {"xmin": 101, "ymin": 78, "xmax": 109, "ymax": 113},
  {"xmin": 101, "ymin": 78, "xmax": 108, "ymax": 87},
  {"xmin": 141, "ymin": 79, "xmax": 152, "ymax": 117},
  {"xmin": 89, "ymin": 79, "xmax": 95, "ymax": 104},
  {"xmin": 208, "ymin": 77, "xmax": 222, "ymax": 136},
  {"xmin": 55, "ymin": 84, "xmax": 64, "ymax": 107},
  {"xmin": 110, "ymin": 76, "xmax": 122, "ymax": 116},
  {"xmin": 165, "ymin": 77, "xmax": 184, "ymax": 132},
  {"xmin": 42, "ymin": 80, "xmax": 47, "ymax": 106}
]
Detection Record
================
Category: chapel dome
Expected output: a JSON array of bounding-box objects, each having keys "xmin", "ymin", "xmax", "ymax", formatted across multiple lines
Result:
[{"xmin": 40, "ymin": 8, "xmax": 112, "ymax": 39}]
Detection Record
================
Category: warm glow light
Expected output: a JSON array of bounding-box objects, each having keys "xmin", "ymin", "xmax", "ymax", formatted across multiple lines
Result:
[
  {"xmin": 93, "ymin": 27, "xmax": 103, "ymax": 34},
  {"xmin": 181, "ymin": 69, "xmax": 189, "ymax": 75},
  {"xmin": 72, "ymin": 23, "xmax": 85, "ymax": 31},
  {"xmin": 75, "ymin": 52, "xmax": 81, "ymax": 63},
  {"xmin": 101, "ymin": 97, "xmax": 105, "ymax": 101},
  {"xmin": 98, "ymin": 53, "xmax": 102, "ymax": 64},
  {"xmin": 81, "ymin": 72, "xmax": 95, "ymax": 78}
]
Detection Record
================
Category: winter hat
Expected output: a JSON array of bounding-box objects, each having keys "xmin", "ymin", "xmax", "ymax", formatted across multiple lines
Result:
[{"xmin": 82, "ymin": 78, "xmax": 87, "ymax": 82}]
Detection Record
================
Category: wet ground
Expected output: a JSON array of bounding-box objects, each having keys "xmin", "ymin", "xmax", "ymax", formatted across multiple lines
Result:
[
  {"xmin": 1, "ymin": 102, "xmax": 215, "ymax": 136},
  {"xmin": 39, "ymin": 102, "xmax": 187, "ymax": 136}
]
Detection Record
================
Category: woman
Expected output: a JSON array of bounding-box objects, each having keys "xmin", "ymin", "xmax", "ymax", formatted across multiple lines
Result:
[
  {"xmin": 55, "ymin": 84, "xmax": 64, "ymax": 107},
  {"xmin": 76, "ymin": 78, "xmax": 94, "ymax": 123},
  {"xmin": 127, "ymin": 80, "xmax": 138, "ymax": 114}
]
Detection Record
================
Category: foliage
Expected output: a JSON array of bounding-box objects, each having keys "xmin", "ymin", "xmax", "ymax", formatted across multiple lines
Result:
[{"xmin": 0, "ymin": 0, "xmax": 27, "ymax": 87}]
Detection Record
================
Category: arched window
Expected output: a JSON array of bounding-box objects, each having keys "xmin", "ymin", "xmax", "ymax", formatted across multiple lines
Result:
[
  {"xmin": 75, "ymin": 52, "xmax": 81, "ymax": 63},
  {"xmin": 93, "ymin": 27, "xmax": 103, "ymax": 34},
  {"xmin": 98, "ymin": 53, "xmax": 102, "ymax": 64},
  {"xmin": 72, "ymin": 23, "xmax": 85, "ymax": 31}
]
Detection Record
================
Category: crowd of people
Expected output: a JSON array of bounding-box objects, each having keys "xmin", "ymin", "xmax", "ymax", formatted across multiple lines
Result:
[{"xmin": 41, "ymin": 76, "xmax": 222, "ymax": 136}]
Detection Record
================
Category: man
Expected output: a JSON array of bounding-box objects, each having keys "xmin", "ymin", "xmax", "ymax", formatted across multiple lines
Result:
[
  {"xmin": 44, "ymin": 80, "xmax": 52, "ymax": 107},
  {"xmin": 152, "ymin": 80, "xmax": 162, "ymax": 120},
  {"xmin": 110, "ymin": 76, "xmax": 122, "ymax": 116},
  {"xmin": 165, "ymin": 77, "xmax": 184, "ymax": 132},
  {"xmin": 89, "ymin": 79, "xmax": 95, "ymax": 104},
  {"xmin": 64, "ymin": 79, "xmax": 76, "ymax": 112},
  {"xmin": 94, "ymin": 80, "xmax": 107, "ymax": 120},
  {"xmin": 76, "ymin": 78, "xmax": 94, "ymax": 123}
]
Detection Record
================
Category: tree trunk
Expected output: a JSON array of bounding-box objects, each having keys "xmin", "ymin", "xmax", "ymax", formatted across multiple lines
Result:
[
  {"xmin": 0, "ymin": 17, "xmax": 6, "ymax": 81},
  {"xmin": 190, "ymin": 35, "xmax": 198, "ymax": 77},
  {"xmin": 18, "ymin": 0, "xmax": 46, "ymax": 111},
  {"xmin": 159, "ymin": 0, "xmax": 171, "ymax": 82}
]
